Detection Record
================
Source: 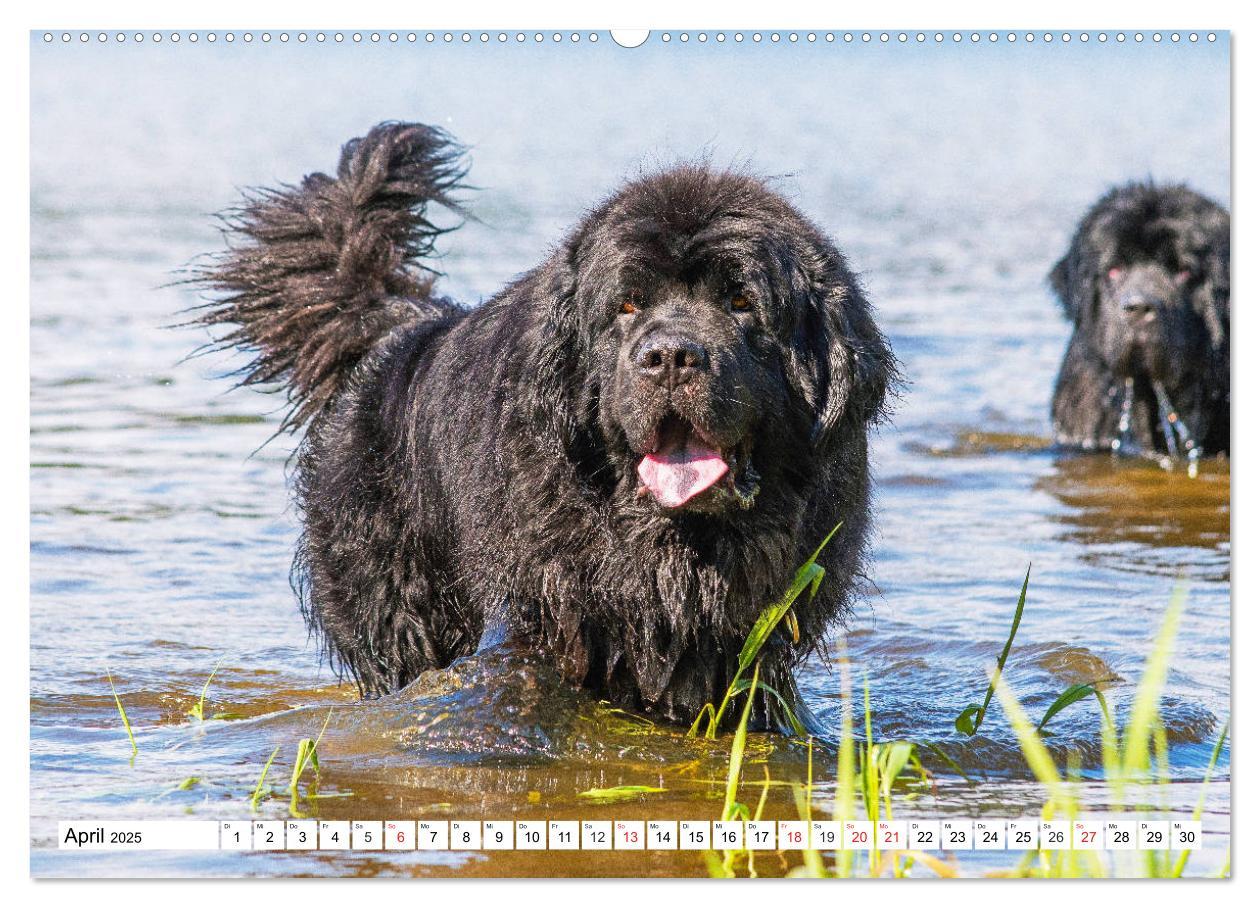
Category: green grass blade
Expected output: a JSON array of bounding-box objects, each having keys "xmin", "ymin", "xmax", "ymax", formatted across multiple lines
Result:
[
  {"xmin": 188, "ymin": 656, "xmax": 225, "ymax": 723},
  {"xmin": 721, "ymin": 662, "xmax": 760, "ymax": 822},
  {"xmin": 1170, "ymin": 717, "xmax": 1229, "ymax": 878},
  {"xmin": 1095, "ymin": 688, "xmax": 1123, "ymax": 809},
  {"xmin": 957, "ymin": 564, "xmax": 1030, "ymax": 736},
  {"xmin": 577, "ymin": 785, "xmax": 667, "ymax": 802},
  {"xmin": 992, "ymin": 670, "xmax": 1068, "ymax": 816},
  {"xmin": 106, "ymin": 669, "xmax": 138, "ymax": 758},
  {"xmin": 287, "ymin": 706, "xmax": 335, "ymax": 793},
  {"xmin": 735, "ymin": 521, "xmax": 842, "ymax": 673},
  {"xmin": 313, "ymin": 705, "xmax": 334, "ymax": 748},
  {"xmin": 703, "ymin": 850, "xmax": 730, "ymax": 878},
  {"xmin": 686, "ymin": 702, "xmax": 716, "ymax": 738},
  {"xmin": 878, "ymin": 741, "xmax": 917, "ymax": 816},
  {"xmin": 725, "ymin": 678, "xmax": 807, "ymax": 737},
  {"xmin": 1192, "ymin": 717, "xmax": 1230, "ymax": 822},
  {"xmin": 288, "ymin": 739, "xmax": 316, "ymax": 795},
  {"xmin": 954, "ymin": 704, "xmax": 983, "ymax": 736},
  {"xmin": 806, "ymin": 520, "xmax": 845, "ymax": 566},
  {"xmin": 1121, "ymin": 586, "xmax": 1185, "ymax": 779},
  {"xmin": 793, "ymin": 738, "xmax": 829, "ymax": 877},
  {"xmin": 1036, "ymin": 683, "xmax": 1099, "ymax": 733},
  {"xmin": 862, "ymin": 676, "xmax": 876, "ymax": 821},
  {"xmin": 862, "ymin": 677, "xmax": 878, "ymax": 875},
  {"xmin": 699, "ymin": 523, "xmax": 843, "ymax": 737},
  {"xmin": 745, "ymin": 766, "xmax": 772, "ymax": 878},
  {"xmin": 735, "ymin": 563, "xmax": 823, "ymax": 674},
  {"xmin": 805, "ymin": 735, "xmax": 814, "ymax": 822},
  {"xmin": 250, "ymin": 745, "xmax": 281, "ymax": 813},
  {"xmin": 834, "ymin": 651, "xmax": 856, "ymax": 879},
  {"xmin": 285, "ymin": 707, "xmax": 335, "ymax": 817}
]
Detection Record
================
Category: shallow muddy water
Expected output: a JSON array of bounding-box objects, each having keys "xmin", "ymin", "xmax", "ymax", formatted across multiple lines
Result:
[{"xmin": 30, "ymin": 35, "xmax": 1230, "ymax": 877}]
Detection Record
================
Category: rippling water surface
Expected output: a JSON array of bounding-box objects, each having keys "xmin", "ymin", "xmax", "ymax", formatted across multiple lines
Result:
[{"xmin": 30, "ymin": 35, "xmax": 1230, "ymax": 877}]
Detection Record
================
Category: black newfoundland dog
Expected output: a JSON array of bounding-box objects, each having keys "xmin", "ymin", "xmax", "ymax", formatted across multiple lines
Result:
[
  {"xmin": 196, "ymin": 122, "xmax": 895, "ymax": 730},
  {"xmin": 1049, "ymin": 182, "xmax": 1230, "ymax": 465}
]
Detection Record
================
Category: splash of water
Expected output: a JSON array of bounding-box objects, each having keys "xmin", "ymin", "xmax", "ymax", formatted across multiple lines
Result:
[
  {"xmin": 1110, "ymin": 377, "xmax": 1136, "ymax": 454},
  {"xmin": 1153, "ymin": 381, "xmax": 1203, "ymax": 479}
]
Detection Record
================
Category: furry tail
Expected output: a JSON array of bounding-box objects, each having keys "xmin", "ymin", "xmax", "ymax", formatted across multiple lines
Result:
[{"xmin": 194, "ymin": 122, "xmax": 466, "ymax": 431}]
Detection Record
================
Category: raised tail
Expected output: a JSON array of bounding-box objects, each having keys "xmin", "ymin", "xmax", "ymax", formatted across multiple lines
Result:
[{"xmin": 194, "ymin": 121, "xmax": 466, "ymax": 431}]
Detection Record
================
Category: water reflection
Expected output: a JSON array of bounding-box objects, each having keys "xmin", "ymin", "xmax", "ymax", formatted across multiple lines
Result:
[{"xmin": 1038, "ymin": 455, "xmax": 1229, "ymax": 565}]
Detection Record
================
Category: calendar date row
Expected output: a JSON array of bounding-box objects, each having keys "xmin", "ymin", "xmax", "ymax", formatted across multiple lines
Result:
[{"xmin": 60, "ymin": 818, "xmax": 1203, "ymax": 852}]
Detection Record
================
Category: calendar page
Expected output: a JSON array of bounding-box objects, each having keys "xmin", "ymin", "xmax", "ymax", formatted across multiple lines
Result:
[{"xmin": 28, "ymin": 19, "xmax": 1231, "ymax": 882}]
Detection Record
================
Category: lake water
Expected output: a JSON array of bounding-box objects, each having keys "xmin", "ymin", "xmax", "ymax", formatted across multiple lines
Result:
[{"xmin": 29, "ymin": 32, "xmax": 1230, "ymax": 877}]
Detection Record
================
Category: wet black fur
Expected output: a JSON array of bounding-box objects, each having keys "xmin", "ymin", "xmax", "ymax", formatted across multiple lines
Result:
[
  {"xmin": 1049, "ymin": 182, "xmax": 1230, "ymax": 457},
  {"xmin": 195, "ymin": 122, "xmax": 895, "ymax": 730}
]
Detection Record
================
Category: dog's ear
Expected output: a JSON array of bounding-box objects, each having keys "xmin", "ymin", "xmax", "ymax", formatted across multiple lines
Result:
[
  {"xmin": 1195, "ymin": 214, "xmax": 1231, "ymax": 353},
  {"xmin": 795, "ymin": 266, "xmax": 896, "ymax": 449},
  {"xmin": 1193, "ymin": 216, "xmax": 1231, "ymax": 398},
  {"xmin": 1049, "ymin": 253, "xmax": 1072, "ymax": 313},
  {"xmin": 518, "ymin": 262, "xmax": 586, "ymax": 451},
  {"xmin": 1049, "ymin": 243, "xmax": 1092, "ymax": 324}
]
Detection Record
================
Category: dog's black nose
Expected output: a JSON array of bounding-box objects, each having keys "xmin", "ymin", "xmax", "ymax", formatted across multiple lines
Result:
[{"xmin": 636, "ymin": 335, "xmax": 709, "ymax": 388}]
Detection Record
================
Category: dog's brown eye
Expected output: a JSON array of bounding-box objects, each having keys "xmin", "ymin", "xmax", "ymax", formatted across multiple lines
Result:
[
  {"xmin": 621, "ymin": 300, "xmax": 639, "ymax": 315},
  {"xmin": 730, "ymin": 294, "xmax": 752, "ymax": 311}
]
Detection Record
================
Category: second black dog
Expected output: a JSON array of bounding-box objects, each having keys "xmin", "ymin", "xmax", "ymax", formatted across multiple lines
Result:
[{"xmin": 1049, "ymin": 182, "xmax": 1230, "ymax": 462}]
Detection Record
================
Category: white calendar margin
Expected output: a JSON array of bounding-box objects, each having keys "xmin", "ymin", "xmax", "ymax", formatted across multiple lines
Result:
[{"xmin": 8, "ymin": 0, "xmax": 1245, "ymax": 900}]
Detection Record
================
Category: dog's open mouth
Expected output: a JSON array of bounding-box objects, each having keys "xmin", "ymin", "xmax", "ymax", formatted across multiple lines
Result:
[{"xmin": 636, "ymin": 414, "xmax": 756, "ymax": 510}]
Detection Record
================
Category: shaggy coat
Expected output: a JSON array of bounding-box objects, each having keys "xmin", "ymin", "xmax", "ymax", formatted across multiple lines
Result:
[
  {"xmin": 1050, "ymin": 183, "xmax": 1230, "ymax": 460},
  {"xmin": 196, "ymin": 122, "xmax": 894, "ymax": 730}
]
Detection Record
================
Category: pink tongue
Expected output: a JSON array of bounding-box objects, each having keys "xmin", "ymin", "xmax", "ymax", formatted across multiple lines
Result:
[{"xmin": 637, "ymin": 438, "xmax": 729, "ymax": 508}]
